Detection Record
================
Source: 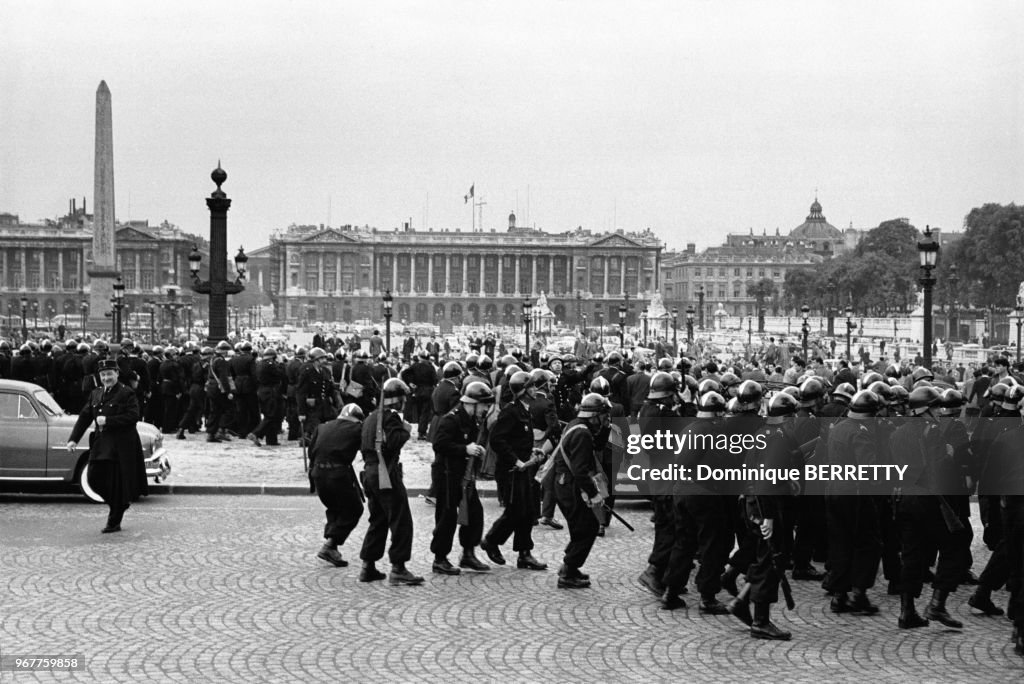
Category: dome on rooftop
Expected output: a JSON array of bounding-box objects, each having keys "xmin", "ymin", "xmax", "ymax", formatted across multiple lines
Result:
[{"xmin": 790, "ymin": 198, "xmax": 842, "ymax": 240}]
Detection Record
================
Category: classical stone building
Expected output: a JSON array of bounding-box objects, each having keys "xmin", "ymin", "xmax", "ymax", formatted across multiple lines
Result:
[
  {"xmin": 0, "ymin": 202, "xmax": 208, "ymax": 337},
  {"xmin": 261, "ymin": 213, "xmax": 663, "ymax": 328}
]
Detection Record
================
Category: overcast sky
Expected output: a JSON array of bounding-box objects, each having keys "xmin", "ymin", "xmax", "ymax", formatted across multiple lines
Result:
[{"xmin": 2, "ymin": 1, "xmax": 1021, "ymax": 253}]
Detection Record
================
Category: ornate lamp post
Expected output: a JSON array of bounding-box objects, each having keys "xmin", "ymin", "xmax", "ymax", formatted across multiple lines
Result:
[
  {"xmin": 80, "ymin": 301, "xmax": 89, "ymax": 338},
  {"xmin": 581, "ymin": 313, "xmax": 588, "ymax": 339},
  {"xmin": 112, "ymin": 275, "xmax": 125, "ymax": 340},
  {"xmin": 917, "ymin": 225, "xmax": 939, "ymax": 368},
  {"xmin": 697, "ymin": 285, "xmax": 705, "ymax": 329},
  {"xmin": 523, "ymin": 298, "xmax": 533, "ymax": 355},
  {"xmin": 20, "ymin": 296, "xmax": 28, "ymax": 341},
  {"xmin": 1016, "ymin": 304, "xmax": 1023, "ymax": 363},
  {"xmin": 188, "ymin": 164, "xmax": 247, "ymax": 342},
  {"xmin": 801, "ymin": 303, "xmax": 810, "ymax": 360},
  {"xmin": 845, "ymin": 306, "xmax": 856, "ymax": 360},
  {"xmin": 826, "ymin": 278, "xmax": 836, "ymax": 336},
  {"xmin": 618, "ymin": 303, "xmax": 627, "ymax": 349},
  {"xmin": 382, "ymin": 289, "xmax": 393, "ymax": 352},
  {"xmin": 685, "ymin": 305, "xmax": 694, "ymax": 344},
  {"xmin": 145, "ymin": 301, "xmax": 156, "ymax": 343},
  {"xmin": 672, "ymin": 306, "xmax": 679, "ymax": 349},
  {"xmin": 947, "ymin": 264, "xmax": 959, "ymax": 342},
  {"xmin": 748, "ymin": 317, "xmax": 753, "ymax": 347},
  {"xmin": 641, "ymin": 307, "xmax": 648, "ymax": 347},
  {"xmin": 30, "ymin": 301, "xmax": 39, "ymax": 332}
]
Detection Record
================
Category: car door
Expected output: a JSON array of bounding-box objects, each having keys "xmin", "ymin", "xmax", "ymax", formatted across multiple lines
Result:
[{"xmin": 0, "ymin": 390, "xmax": 49, "ymax": 479}]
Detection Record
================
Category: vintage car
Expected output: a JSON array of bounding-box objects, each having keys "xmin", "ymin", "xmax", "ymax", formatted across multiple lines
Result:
[{"xmin": 0, "ymin": 380, "xmax": 170, "ymax": 502}]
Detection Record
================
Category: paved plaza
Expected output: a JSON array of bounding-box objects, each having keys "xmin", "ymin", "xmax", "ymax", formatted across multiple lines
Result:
[{"xmin": 2, "ymin": 494, "xmax": 1021, "ymax": 683}]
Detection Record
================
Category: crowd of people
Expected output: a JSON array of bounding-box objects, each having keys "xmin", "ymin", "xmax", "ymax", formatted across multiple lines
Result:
[{"xmin": 3, "ymin": 327, "xmax": 1021, "ymax": 652}]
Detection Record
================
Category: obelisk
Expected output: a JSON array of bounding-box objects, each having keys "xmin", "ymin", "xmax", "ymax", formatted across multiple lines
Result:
[{"xmin": 88, "ymin": 80, "xmax": 121, "ymax": 331}]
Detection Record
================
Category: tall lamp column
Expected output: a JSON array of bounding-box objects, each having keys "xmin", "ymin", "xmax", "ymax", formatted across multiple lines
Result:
[{"xmin": 917, "ymin": 226, "xmax": 939, "ymax": 368}]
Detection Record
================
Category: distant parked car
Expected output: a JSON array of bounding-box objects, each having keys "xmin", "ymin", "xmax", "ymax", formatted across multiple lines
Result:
[{"xmin": 0, "ymin": 380, "xmax": 170, "ymax": 502}]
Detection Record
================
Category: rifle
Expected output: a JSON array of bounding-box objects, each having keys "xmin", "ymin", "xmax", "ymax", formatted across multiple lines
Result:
[
  {"xmin": 301, "ymin": 417, "xmax": 308, "ymax": 473},
  {"xmin": 375, "ymin": 381, "xmax": 392, "ymax": 490},
  {"xmin": 457, "ymin": 448, "xmax": 476, "ymax": 527}
]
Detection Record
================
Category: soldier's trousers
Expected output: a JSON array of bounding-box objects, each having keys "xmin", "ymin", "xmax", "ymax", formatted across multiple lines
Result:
[
  {"xmin": 252, "ymin": 390, "xmax": 283, "ymax": 444},
  {"xmin": 485, "ymin": 469, "xmax": 536, "ymax": 552},
  {"xmin": 206, "ymin": 392, "xmax": 230, "ymax": 436},
  {"xmin": 178, "ymin": 384, "xmax": 204, "ymax": 432},
  {"xmin": 665, "ymin": 495, "xmax": 731, "ymax": 597},
  {"xmin": 792, "ymin": 494, "xmax": 827, "ymax": 567},
  {"xmin": 554, "ymin": 474, "xmax": 599, "ymax": 571},
  {"xmin": 359, "ymin": 466, "xmax": 414, "ymax": 564},
  {"xmin": 285, "ymin": 389, "xmax": 301, "ymax": 439},
  {"xmin": 429, "ymin": 473, "xmax": 483, "ymax": 558},
  {"xmin": 647, "ymin": 495, "xmax": 676, "ymax": 576},
  {"xmin": 161, "ymin": 394, "xmax": 179, "ymax": 435},
  {"xmin": 1003, "ymin": 499, "xmax": 1024, "ymax": 628},
  {"xmin": 897, "ymin": 496, "xmax": 968, "ymax": 598},
  {"xmin": 743, "ymin": 519, "xmax": 784, "ymax": 605},
  {"xmin": 236, "ymin": 392, "xmax": 259, "ymax": 437},
  {"xmin": 825, "ymin": 495, "xmax": 881, "ymax": 593},
  {"xmin": 314, "ymin": 469, "xmax": 364, "ymax": 545},
  {"xmin": 876, "ymin": 496, "xmax": 903, "ymax": 583}
]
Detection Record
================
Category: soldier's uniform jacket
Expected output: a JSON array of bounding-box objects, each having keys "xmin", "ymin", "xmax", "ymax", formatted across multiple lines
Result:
[
  {"xmin": 205, "ymin": 355, "xmax": 234, "ymax": 396},
  {"xmin": 428, "ymin": 378, "xmax": 462, "ymax": 437},
  {"xmin": 309, "ymin": 417, "xmax": 362, "ymax": 473},
  {"xmin": 554, "ymin": 418, "xmax": 600, "ymax": 499},
  {"xmin": 146, "ymin": 354, "xmax": 162, "ymax": 393},
  {"xmin": 158, "ymin": 357, "xmax": 186, "ymax": 396},
  {"xmin": 30, "ymin": 350, "xmax": 53, "ymax": 390},
  {"xmin": 255, "ymin": 358, "xmax": 286, "ymax": 396},
  {"xmin": 890, "ymin": 418, "xmax": 959, "ymax": 496},
  {"xmin": 360, "ymin": 408, "xmax": 411, "ymax": 472},
  {"xmin": 118, "ymin": 353, "xmax": 150, "ymax": 396},
  {"xmin": 11, "ymin": 353, "xmax": 34, "ymax": 383},
  {"xmin": 68, "ymin": 381, "xmax": 148, "ymax": 500},
  {"xmin": 528, "ymin": 389, "xmax": 561, "ymax": 446},
  {"xmin": 597, "ymin": 365, "xmax": 630, "ymax": 411},
  {"xmin": 229, "ymin": 352, "xmax": 256, "ymax": 395},
  {"xmin": 488, "ymin": 399, "xmax": 534, "ymax": 470},
  {"xmin": 461, "ymin": 369, "xmax": 491, "ymax": 390},
  {"xmin": 296, "ymin": 361, "xmax": 334, "ymax": 415},
  {"xmin": 80, "ymin": 351, "xmax": 101, "ymax": 392},
  {"xmin": 827, "ymin": 418, "xmax": 879, "ymax": 495},
  {"xmin": 432, "ymin": 405, "xmax": 480, "ymax": 479},
  {"xmin": 285, "ymin": 356, "xmax": 304, "ymax": 397},
  {"xmin": 0, "ymin": 351, "xmax": 11, "ymax": 379},
  {"xmin": 745, "ymin": 420, "xmax": 799, "ymax": 519}
]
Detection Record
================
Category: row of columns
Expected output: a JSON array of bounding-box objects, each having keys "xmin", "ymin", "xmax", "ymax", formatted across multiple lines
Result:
[{"xmin": 0, "ymin": 248, "xmax": 81, "ymax": 290}]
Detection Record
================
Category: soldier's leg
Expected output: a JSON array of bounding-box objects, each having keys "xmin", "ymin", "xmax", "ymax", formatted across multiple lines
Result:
[
  {"xmin": 555, "ymin": 480, "xmax": 599, "ymax": 573},
  {"xmin": 430, "ymin": 475, "xmax": 460, "ymax": 559},
  {"xmin": 457, "ymin": 485, "xmax": 485, "ymax": 551},
  {"xmin": 359, "ymin": 474, "xmax": 390, "ymax": 563},
  {"xmin": 385, "ymin": 479, "xmax": 414, "ymax": 566},
  {"xmin": 511, "ymin": 472, "xmax": 537, "ymax": 553},
  {"xmin": 662, "ymin": 497, "xmax": 696, "ymax": 601}
]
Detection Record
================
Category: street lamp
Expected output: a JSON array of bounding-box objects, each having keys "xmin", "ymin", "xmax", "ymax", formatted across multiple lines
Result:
[
  {"xmin": 748, "ymin": 317, "xmax": 753, "ymax": 347},
  {"xmin": 188, "ymin": 164, "xmax": 247, "ymax": 342},
  {"xmin": 641, "ymin": 307, "xmax": 648, "ymax": 347},
  {"xmin": 382, "ymin": 289, "xmax": 393, "ymax": 352},
  {"xmin": 523, "ymin": 298, "xmax": 533, "ymax": 355},
  {"xmin": 685, "ymin": 305, "xmax": 694, "ymax": 345},
  {"xmin": 845, "ymin": 306, "xmax": 856, "ymax": 360},
  {"xmin": 697, "ymin": 285, "xmax": 705, "ymax": 329},
  {"xmin": 618, "ymin": 303, "xmax": 627, "ymax": 349},
  {"xmin": 80, "ymin": 301, "xmax": 88, "ymax": 338},
  {"xmin": 20, "ymin": 296, "xmax": 28, "ymax": 341},
  {"xmin": 1016, "ymin": 304, "xmax": 1023, "ymax": 363},
  {"xmin": 145, "ymin": 301, "xmax": 156, "ymax": 343},
  {"xmin": 112, "ymin": 275, "xmax": 125, "ymax": 340},
  {"xmin": 917, "ymin": 225, "xmax": 939, "ymax": 368},
  {"xmin": 31, "ymin": 301, "xmax": 39, "ymax": 331},
  {"xmin": 826, "ymin": 278, "xmax": 836, "ymax": 336},
  {"xmin": 672, "ymin": 306, "xmax": 679, "ymax": 349},
  {"xmin": 581, "ymin": 312, "xmax": 588, "ymax": 339},
  {"xmin": 947, "ymin": 264, "xmax": 959, "ymax": 342},
  {"xmin": 801, "ymin": 304, "xmax": 810, "ymax": 361}
]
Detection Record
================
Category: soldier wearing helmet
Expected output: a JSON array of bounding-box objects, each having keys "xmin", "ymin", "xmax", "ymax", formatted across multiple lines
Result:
[
  {"xmin": 889, "ymin": 384, "xmax": 969, "ymax": 631},
  {"xmin": 596, "ymin": 351, "xmax": 629, "ymax": 411},
  {"xmin": 428, "ymin": 381, "xmax": 496, "ymax": 576},
  {"xmin": 309, "ymin": 403, "xmax": 366, "ymax": 569},
  {"xmin": 531, "ymin": 368, "xmax": 565, "ymax": 531},
  {"xmin": 346, "ymin": 348, "xmax": 378, "ymax": 417},
  {"xmin": 59, "ymin": 340, "xmax": 87, "ymax": 412},
  {"xmin": 789, "ymin": 376, "xmax": 828, "ymax": 583},
  {"xmin": 424, "ymin": 361, "xmax": 468, "ymax": 506},
  {"xmin": 157, "ymin": 343, "xmax": 186, "ymax": 435},
  {"xmin": 822, "ymin": 389, "xmax": 883, "ymax": 617},
  {"xmin": 403, "ymin": 347, "xmax": 439, "ymax": 441},
  {"xmin": 821, "ymin": 383, "xmax": 855, "ymax": 417},
  {"xmin": 549, "ymin": 392, "xmax": 612, "ymax": 589},
  {"xmin": 229, "ymin": 338, "xmax": 259, "ymax": 441},
  {"xmin": 204, "ymin": 341, "xmax": 236, "ymax": 442},
  {"xmin": 480, "ymin": 370, "xmax": 548, "ymax": 573},
  {"xmin": 626, "ymin": 359, "xmax": 653, "ymax": 419},
  {"xmin": 284, "ymin": 347, "xmax": 308, "ymax": 440},
  {"xmin": 296, "ymin": 348, "xmax": 338, "ymax": 447},
  {"xmin": 251, "ymin": 346, "xmax": 287, "ymax": 447},
  {"xmin": 357, "ymin": 377, "xmax": 423, "ymax": 585}
]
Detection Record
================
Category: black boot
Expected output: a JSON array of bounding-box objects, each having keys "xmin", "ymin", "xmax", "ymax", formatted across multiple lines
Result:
[
  {"xmin": 458, "ymin": 549, "xmax": 490, "ymax": 572},
  {"xmin": 431, "ymin": 556, "xmax": 461, "ymax": 576},
  {"xmin": 967, "ymin": 587, "xmax": 1005, "ymax": 616},
  {"xmin": 699, "ymin": 596, "xmax": 731, "ymax": 615},
  {"xmin": 639, "ymin": 564, "xmax": 666, "ymax": 596},
  {"xmin": 850, "ymin": 587, "xmax": 880, "ymax": 615},
  {"xmin": 516, "ymin": 552, "xmax": 547, "ymax": 571},
  {"xmin": 389, "ymin": 563, "xmax": 425, "ymax": 585},
  {"xmin": 102, "ymin": 506, "xmax": 125, "ymax": 533},
  {"xmin": 750, "ymin": 602, "xmax": 791, "ymax": 640},
  {"xmin": 898, "ymin": 593, "xmax": 929, "ymax": 629},
  {"xmin": 924, "ymin": 588, "xmax": 963, "ymax": 628},
  {"xmin": 660, "ymin": 588, "xmax": 686, "ymax": 610},
  {"xmin": 317, "ymin": 543, "xmax": 347, "ymax": 567},
  {"xmin": 728, "ymin": 596, "xmax": 752, "ymax": 626},
  {"xmin": 176, "ymin": 428, "xmax": 186, "ymax": 440},
  {"xmin": 358, "ymin": 561, "xmax": 386, "ymax": 583}
]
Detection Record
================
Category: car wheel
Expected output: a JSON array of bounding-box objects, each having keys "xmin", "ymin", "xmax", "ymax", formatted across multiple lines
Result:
[{"xmin": 78, "ymin": 460, "xmax": 104, "ymax": 503}]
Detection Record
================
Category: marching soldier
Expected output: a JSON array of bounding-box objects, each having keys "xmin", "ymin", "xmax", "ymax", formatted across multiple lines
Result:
[
  {"xmin": 532, "ymin": 368, "xmax": 565, "ymax": 530},
  {"xmin": 426, "ymin": 361, "xmax": 465, "ymax": 506},
  {"xmin": 348, "ymin": 349, "xmax": 378, "ymax": 416},
  {"xmin": 428, "ymin": 381, "xmax": 494, "ymax": 575},
  {"xmin": 296, "ymin": 347, "xmax": 336, "ymax": 446},
  {"xmin": 358, "ymin": 378, "xmax": 424, "ymax": 585},
  {"xmin": 158, "ymin": 347, "xmax": 186, "ymax": 434},
  {"xmin": 285, "ymin": 347, "xmax": 307, "ymax": 441},
  {"xmin": 230, "ymin": 341, "xmax": 259, "ymax": 439},
  {"xmin": 553, "ymin": 392, "xmax": 612, "ymax": 588},
  {"xmin": 177, "ymin": 345, "xmax": 209, "ymax": 439},
  {"xmin": 251, "ymin": 347, "xmax": 286, "ymax": 446},
  {"xmin": 480, "ymin": 371, "xmax": 548, "ymax": 572},
  {"xmin": 205, "ymin": 341, "xmax": 235, "ymax": 442},
  {"xmin": 309, "ymin": 403, "xmax": 366, "ymax": 567}
]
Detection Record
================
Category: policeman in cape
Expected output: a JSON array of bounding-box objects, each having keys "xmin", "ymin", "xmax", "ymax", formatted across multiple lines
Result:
[
  {"xmin": 552, "ymin": 392, "xmax": 613, "ymax": 589},
  {"xmin": 358, "ymin": 377, "xmax": 424, "ymax": 585},
  {"xmin": 428, "ymin": 381, "xmax": 495, "ymax": 575},
  {"xmin": 309, "ymin": 403, "xmax": 366, "ymax": 567}
]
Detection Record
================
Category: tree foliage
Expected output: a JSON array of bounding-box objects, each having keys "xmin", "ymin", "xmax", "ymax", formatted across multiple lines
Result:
[{"xmin": 936, "ymin": 203, "xmax": 1024, "ymax": 309}]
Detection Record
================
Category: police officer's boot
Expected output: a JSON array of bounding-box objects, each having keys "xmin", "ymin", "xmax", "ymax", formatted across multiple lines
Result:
[
  {"xmin": 660, "ymin": 587, "xmax": 686, "ymax": 610},
  {"xmin": 924, "ymin": 588, "xmax": 963, "ymax": 628},
  {"xmin": 102, "ymin": 506, "xmax": 125, "ymax": 533},
  {"xmin": 176, "ymin": 428, "xmax": 186, "ymax": 440},
  {"xmin": 849, "ymin": 587, "xmax": 880, "ymax": 615},
  {"xmin": 750, "ymin": 602, "xmax": 791, "ymax": 640},
  {"xmin": 516, "ymin": 551, "xmax": 547, "ymax": 571},
  {"xmin": 698, "ymin": 594, "xmax": 731, "ymax": 615},
  {"xmin": 898, "ymin": 593, "xmax": 929, "ymax": 629},
  {"xmin": 639, "ymin": 564, "xmax": 666, "ymax": 596},
  {"xmin": 389, "ymin": 563, "xmax": 425, "ymax": 585},
  {"xmin": 458, "ymin": 549, "xmax": 490, "ymax": 572},
  {"xmin": 358, "ymin": 561, "xmax": 386, "ymax": 583},
  {"xmin": 317, "ymin": 542, "xmax": 347, "ymax": 567},
  {"xmin": 432, "ymin": 556, "xmax": 461, "ymax": 576},
  {"xmin": 967, "ymin": 586, "xmax": 1005, "ymax": 616}
]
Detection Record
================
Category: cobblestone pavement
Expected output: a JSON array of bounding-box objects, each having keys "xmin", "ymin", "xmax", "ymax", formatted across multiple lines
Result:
[{"xmin": 2, "ymin": 495, "xmax": 1021, "ymax": 683}]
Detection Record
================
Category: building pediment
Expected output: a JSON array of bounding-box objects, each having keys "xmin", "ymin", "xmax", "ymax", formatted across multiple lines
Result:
[
  {"xmin": 115, "ymin": 226, "xmax": 156, "ymax": 241},
  {"xmin": 301, "ymin": 229, "xmax": 360, "ymax": 244},
  {"xmin": 589, "ymin": 233, "xmax": 643, "ymax": 249}
]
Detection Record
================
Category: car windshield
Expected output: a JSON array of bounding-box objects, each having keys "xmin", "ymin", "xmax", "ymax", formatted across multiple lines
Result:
[{"xmin": 33, "ymin": 390, "xmax": 65, "ymax": 416}]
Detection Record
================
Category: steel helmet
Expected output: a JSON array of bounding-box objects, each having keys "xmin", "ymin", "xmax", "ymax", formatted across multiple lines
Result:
[
  {"xmin": 889, "ymin": 384, "xmax": 909, "ymax": 405},
  {"xmin": 697, "ymin": 391, "xmax": 727, "ymax": 414},
  {"xmin": 648, "ymin": 371, "xmax": 677, "ymax": 399},
  {"xmin": 503, "ymin": 364, "xmax": 522, "ymax": 378},
  {"xmin": 798, "ymin": 377, "xmax": 825, "ymax": 406},
  {"xmin": 339, "ymin": 403, "xmax": 365, "ymax": 421},
  {"xmin": 296, "ymin": 346, "xmax": 309, "ymax": 358},
  {"xmin": 907, "ymin": 385, "xmax": 941, "ymax": 414},
  {"xmin": 719, "ymin": 372, "xmax": 741, "ymax": 390},
  {"xmin": 734, "ymin": 380, "xmax": 763, "ymax": 412},
  {"xmin": 859, "ymin": 371, "xmax": 884, "ymax": 390},
  {"xmin": 309, "ymin": 347, "xmax": 328, "ymax": 360},
  {"xmin": 120, "ymin": 338, "xmax": 135, "ymax": 351},
  {"xmin": 478, "ymin": 355, "xmax": 493, "ymax": 371},
  {"xmin": 590, "ymin": 375, "xmax": 611, "ymax": 397},
  {"xmin": 465, "ymin": 353, "xmax": 479, "ymax": 370},
  {"xmin": 911, "ymin": 366, "xmax": 934, "ymax": 384},
  {"xmin": 442, "ymin": 361, "xmax": 463, "ymax": 379},
  {"xmin": 499, "ymin": 354, "xmax": 517, "ymax": 369},
  {"xmin": 77, "ymin": 342, "xmax": 92, "ymax": 353},
  {"xmin": 262, "ymin": 347, "xmax": 278, "ymax": 358},
  {"xmin": 866, "ymin": 380, "xmax": 893, "ymax": 404},
  {"xmin": 152, "ymin": 345, "xmax": 165, "ymax": 355},
  {"xmin": 508, "ymin": 370, "xmax": 533, "ymax": 396},
  {"xmin": 938, "ymin": 389, "xmax": 964, "ymax": 414},
  {"xmin": 93, "ymin": 339, "xmax": 109, "ymax": 352},
  {"xmin": 461, "ymin": 381, "xmax": 496, "ymax": 404},
  {"xmin": 381, "ymin": 378, "xmax": 411, "ymax": 406},
  {"xmin": 657, "ymin": 357, "xmax": 674, "ymax": 372},
  {"xmin": 848, "ymin": 390, "xmax": 881, "ymax": 418},
  {"xmin": 767, "ymin": 391, "xmax": 800, "ymax": 417},
  {"xmin": 697, "ymin": 378, "xmax": 722, "ymax": 397},
  {"xmin": 606, "ymin": 351, "xmax": 623, "ymax": 367},
  {"xmin": 200, "ymin": 346, "xmax": 214, "ymax": 356},
  {"xmin": 529, "ymin": 368, "xmax": 553, "ymax": 389},
  {"xmin": 577, "ymin": 392, "xmax": 612, "ymax": 418},
  {"xmin": 831, "ymin": 382, "xmax": 856, "ymax": 403},
  {"xmin": 215, "ymin": 340, "xmax": 232, "ymax": 352}
]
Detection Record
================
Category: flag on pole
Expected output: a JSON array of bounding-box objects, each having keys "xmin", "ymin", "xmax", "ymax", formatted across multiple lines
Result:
[{"xmin": 464, "ymin": 184, "xmax": 474, "ymax": 204}]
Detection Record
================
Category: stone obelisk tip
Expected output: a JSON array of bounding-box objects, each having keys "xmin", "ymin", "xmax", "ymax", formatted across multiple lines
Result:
[{"xmin": 98, "ymin": 80, "xmax": 109, "ymax": 93}]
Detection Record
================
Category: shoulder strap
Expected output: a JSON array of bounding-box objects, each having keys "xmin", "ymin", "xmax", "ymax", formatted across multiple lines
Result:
[{"xmin": 555, "ymin": 424, "xmax": 591, "ymax": 475}]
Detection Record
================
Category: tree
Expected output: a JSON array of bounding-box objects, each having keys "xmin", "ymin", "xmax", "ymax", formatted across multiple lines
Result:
[{"xmin": 940, "ymin": 203, "xmax": 1024, "ymax": 309}]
